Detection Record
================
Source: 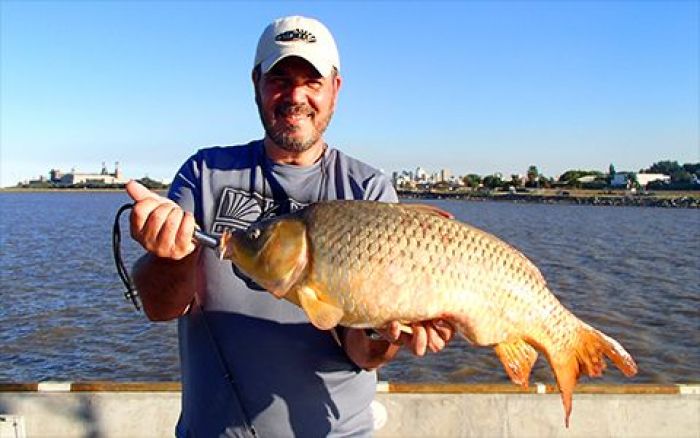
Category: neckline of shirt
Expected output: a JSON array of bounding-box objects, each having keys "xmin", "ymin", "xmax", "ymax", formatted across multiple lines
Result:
[{"xmin": 258, "ymin": 140, "xmax": 332, "ymax": 176}]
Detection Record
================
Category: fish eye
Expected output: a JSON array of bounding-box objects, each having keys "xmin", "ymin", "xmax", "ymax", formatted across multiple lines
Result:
[{"xmin": 247, "ymin": 228, "xmax": 261, "ymax": 240}]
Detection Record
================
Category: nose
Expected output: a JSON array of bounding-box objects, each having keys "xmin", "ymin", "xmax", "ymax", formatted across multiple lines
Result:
[{"xmin": 286, "ymin": 83, "xmax": 306, "ymax": 104}]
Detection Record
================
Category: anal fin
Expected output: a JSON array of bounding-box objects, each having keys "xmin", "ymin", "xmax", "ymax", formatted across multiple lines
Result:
[{"xmin": 494, "ymin": 339, "xmax": 539, "ymax": 388}]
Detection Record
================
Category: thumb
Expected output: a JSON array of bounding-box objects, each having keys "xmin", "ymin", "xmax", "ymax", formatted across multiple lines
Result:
[{"xmin": 125, "ymin": 180, "xmax": 161, "ymax": 202}]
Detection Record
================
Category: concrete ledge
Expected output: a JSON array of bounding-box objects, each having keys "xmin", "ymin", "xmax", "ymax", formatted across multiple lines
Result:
[
  {"xmin": 0, "ymin": 383, "xmax": 698, "ymax": 437},
  {"xmin": 1, "ymin": 381, "xmax": 694, "ymax": 394},
  {"xmin": 373, "ymin": 392, "xmax": 700, "ymax": 438},
  {"xmin": 0, "ymin": 392, "xmax": 181, "ymax": 437}
]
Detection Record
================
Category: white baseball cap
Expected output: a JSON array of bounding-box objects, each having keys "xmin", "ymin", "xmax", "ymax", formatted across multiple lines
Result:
[{"xmin": 254, "ymin": 16, "xmax": 340, "ymax": 77}]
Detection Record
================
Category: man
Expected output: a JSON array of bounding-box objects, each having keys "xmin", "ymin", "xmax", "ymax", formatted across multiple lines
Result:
[{"xmin": 127, "ymin": 15, "xmax": 454, "ymax": 437}]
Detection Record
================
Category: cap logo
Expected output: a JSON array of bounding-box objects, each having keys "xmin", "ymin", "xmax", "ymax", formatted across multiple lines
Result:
[{"xmin": 275, "ymin": 28, "xmax": 317, "ymax": 43}]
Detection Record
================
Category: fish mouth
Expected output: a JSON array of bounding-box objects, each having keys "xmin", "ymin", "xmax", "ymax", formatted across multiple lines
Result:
[{"xmin": 218, "ymin": 230, "xmax": 236, "ymax": 261}]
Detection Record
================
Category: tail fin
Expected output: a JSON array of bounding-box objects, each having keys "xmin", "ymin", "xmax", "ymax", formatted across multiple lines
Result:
[{"xmin": 550, "ymin": 324, "xmax": 638, "ymax": 427}]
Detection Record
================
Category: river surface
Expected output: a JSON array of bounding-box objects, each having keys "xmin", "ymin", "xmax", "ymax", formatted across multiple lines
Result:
[{"xmin": 0, "ymin": 192, "xmax": 698, "ymax": 384}]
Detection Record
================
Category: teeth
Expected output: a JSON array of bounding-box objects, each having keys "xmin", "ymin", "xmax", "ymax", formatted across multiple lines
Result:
[{"xmin": 284, "ymin": 114, "xmax": 309, "ymax": 122}]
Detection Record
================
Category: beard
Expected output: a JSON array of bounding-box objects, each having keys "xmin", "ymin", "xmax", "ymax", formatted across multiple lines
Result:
[{"xmin": 256, "ymin": 91, "xmax": 334, "ymax": 153}]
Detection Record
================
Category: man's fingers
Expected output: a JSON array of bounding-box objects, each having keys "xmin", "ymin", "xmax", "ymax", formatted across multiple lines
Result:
[
  {"xmin": 156, "ymin": 207, "xmax": 185, "ymax": 256},
  {"xmin": 130, "ymin": 197, "xmax": 161, "ymax": 241},
  {"xmin": 433, "ymin": 320, "xmax": 456, "ymax": 342},
  {"xmin": 142, "ymin": 203, "xmax": 179, "ymax": 254},
  {"xmin": 410, "ymin": 323, "xmax": 428, "ymax": 357},
  {"xmin": 127, "ymin": 179, "xmax": 194, "ymax": 259},
  {"xmin": 374, "ymin": 321, "xmax": 402, "ymax": 343},
  {"xmin": 379, "ymin": 320, "xmax": 455, "ymax": 356},
  {"xmin": 426, "ymin": 322, "xmax": 445, "ymax": 353},
  {"xmin": 125, "ymin": 180, "xmax": 161, "ymax": 202},
  {"xmin": 173, "ymin": 212, "xmax": 197, "ymax": 257}
]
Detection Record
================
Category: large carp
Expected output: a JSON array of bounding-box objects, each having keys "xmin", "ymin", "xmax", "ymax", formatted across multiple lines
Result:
[{"xmin": 219, "ymin": 200, "xmax": 637, "ymax": 426}]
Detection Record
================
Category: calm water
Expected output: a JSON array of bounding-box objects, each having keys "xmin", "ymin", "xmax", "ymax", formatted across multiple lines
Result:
[{"xmin": 0, "ymin": 192, "xmax": 698, "ymax": 384}]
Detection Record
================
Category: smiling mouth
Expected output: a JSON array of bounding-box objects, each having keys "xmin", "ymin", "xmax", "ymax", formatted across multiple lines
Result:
[
  {"xmin": 276, "ymin": 103, "xmax": 314, "ymax": 123},
  {"xmin": 284, "ymin": 113, "xmax": 310, "ymax": 122},
  {"xmin": 278, "ymin": 111, "xmax": 313, "ymax": 128}
]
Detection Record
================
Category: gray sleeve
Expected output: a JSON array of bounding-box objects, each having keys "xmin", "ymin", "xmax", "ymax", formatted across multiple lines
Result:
[
  {"xmin": 167, "ymin": 152, "xmax": 202, "ymax": 222},
  {"xmin": 363, "ymin": 173, "xmax": 399, "ymax": 203}
]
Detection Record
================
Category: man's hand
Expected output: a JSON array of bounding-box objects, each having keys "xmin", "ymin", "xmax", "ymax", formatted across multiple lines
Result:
[
  {"xmin": 375, "ymin": 320, "xmax": 456, "ymax": 356},
  {"xmin": 126, "ymin": 180, "xmax": 196, "ymax": 260},
  {"xmin": 342, "ymin": 319, "xmax": 456, "ymax": 370}
]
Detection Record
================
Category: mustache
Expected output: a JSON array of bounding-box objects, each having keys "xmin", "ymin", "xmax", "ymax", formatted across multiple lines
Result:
[{"xmin": 275, "ymin": 103, "xmax": 314, "ymax": 118}]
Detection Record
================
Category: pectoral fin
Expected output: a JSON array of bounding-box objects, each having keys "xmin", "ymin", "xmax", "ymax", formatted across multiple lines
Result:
[{"xmin": 297, "ymin": 286, "xmax": 344, "ymax": 330}]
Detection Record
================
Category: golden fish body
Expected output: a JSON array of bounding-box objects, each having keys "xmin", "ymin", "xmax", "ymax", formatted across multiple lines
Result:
[{"xmin": 221, "ymin": 200, "xmax": 637, "ymax": 426}]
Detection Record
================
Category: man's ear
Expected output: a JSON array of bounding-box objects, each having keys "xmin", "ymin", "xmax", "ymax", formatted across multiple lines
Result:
[
  {"xmin": 333, "ymin": 73, "xmax": 342, "ymax": 93},
  {"xmin": 252, "ymin": 68, "xmax": 261, "ymax": 86},
  {"xmin": 330, "ymin": 73, "xmax": 342, "ymax": 111}
]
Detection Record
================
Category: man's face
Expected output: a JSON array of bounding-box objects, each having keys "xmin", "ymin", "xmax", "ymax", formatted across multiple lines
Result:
[{"xmin": 255, "ymin": 56, "xmax": 341, "ymax": 153}]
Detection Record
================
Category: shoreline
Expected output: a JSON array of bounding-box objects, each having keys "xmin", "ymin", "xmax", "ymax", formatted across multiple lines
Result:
[
  {"xmin": 0, "ymin": 187, "xmax": 168, "ymax": 195},
  {"xmin": 399, "ymin": 190, "xmax": 700, "ymax": 209},
  {"xmin": 0, "ymin": 187, "xmax": 126, "ymax": 192},
  {"xmin": 2, "ymin": 187, "xmax": 698, "ymax": 208}
]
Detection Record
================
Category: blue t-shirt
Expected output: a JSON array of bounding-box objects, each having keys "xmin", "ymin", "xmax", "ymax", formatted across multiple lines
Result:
[{"xmin": 168, "ymin": 140, "xmax": 398, "ymax": 437}]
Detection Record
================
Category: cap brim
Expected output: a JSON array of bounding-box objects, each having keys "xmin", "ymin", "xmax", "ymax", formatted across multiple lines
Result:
[{"xmin": 260, "ymin": 48, "xmax": 335, "ymax": 77}]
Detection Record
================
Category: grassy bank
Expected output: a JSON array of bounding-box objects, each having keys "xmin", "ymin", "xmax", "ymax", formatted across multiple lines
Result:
[{"xmin": 399, "ymin": 188, "xmax": 700, "ymax": 208}]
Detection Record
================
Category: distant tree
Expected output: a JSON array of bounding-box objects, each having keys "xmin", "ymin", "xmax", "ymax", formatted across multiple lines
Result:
[
  {"xmin": 138, "ymin": 177, "xmax": 169, "ymax": 190},
  {"xmin": 482, "ymin": 174, "xmax": 503, "ymax": 189},
  {"xmin": 643, "ymin": 160, "xmax": 696, "ymax": 183},
  {"xmin": 510, "ymin": 174, "xmax": 523, "ymax": 188},
  {"xmin": 626, "ymin": 172, "xmax": 640, "ymax": 190},
  {"xmin": 558, "ymin": 170, "xmax": 602, "ymax": 187},
  {"xmin": 24, "ymin": 180, "xmax": 54, "ymax": 189},
  {"xmin": 644, "ymin": 160, "xmax": 682, "ymax": 176},
  {"xmin": 671, "ymin": 170, "xmax": 693, "ymax": 184},
  {"xmin": 608, "ymin": 163, "xmax": 616, "ymax": 184},
  {"xmin": 526, "ymin": 165, "xmax": 539, "ymax": 187},
  {"xmin": 538, "ymin": 175, "xmax": 553, "ymax": 189},
  {"xmin": 462, "ymin": 174, "xmax": 481, "ymax": 188},
  {"xmin": 682, "ymin": 162, "xmax": 700, "ymax": 177}
]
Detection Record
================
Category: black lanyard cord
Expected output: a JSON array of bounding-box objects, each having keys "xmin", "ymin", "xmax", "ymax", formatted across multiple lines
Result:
[
  {"xmin": 198, "ymin": 304, "xmax": 259, "ymax": 437},
  {"xmin": 111, "ymin": 202, "xmax": 258, "ymax": 436},
  {"xmin": 112, "ymin": 203, "xmax": 141, "ymax": 311}
]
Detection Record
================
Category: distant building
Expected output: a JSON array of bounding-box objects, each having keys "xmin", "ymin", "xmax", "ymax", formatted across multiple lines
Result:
[
  {"xmin": 415, "ymin": 167, "xmax": 428, "ymax": 182},
  {"xmin": 636, "ymin": 173, "xmax": 671, "ymax": 187},
  {"xmin": 49, "ymin": 162, "xmax": 128, "ymax": 186},
  {"xmin": 576, "ymin": 175, "xmax": 598, "ymax": 184},
  {"xmin": 439, "ymin": 168, "xmax": 451, "ymax": 182},
  {"xmin": 393, "ymin": 170, "xmax": 415, "ymax": 188},
  {"xmin": 610, "ymin": 172, "xmax": 670, "ymax": 188}
]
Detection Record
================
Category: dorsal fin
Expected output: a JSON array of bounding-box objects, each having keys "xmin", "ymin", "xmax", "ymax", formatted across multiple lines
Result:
[{"xmin": 402, "ymin": 203, "xmax": 454, "ymax": 219}]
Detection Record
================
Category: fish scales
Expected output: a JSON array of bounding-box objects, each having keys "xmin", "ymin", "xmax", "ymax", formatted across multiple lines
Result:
[
  {"xmin": 306, "ymin": 202, "xmax": 547, "ymax": 336},
  {"xmin": 220, "ymin": 200, "xmax": 638, "ymax": 426}
]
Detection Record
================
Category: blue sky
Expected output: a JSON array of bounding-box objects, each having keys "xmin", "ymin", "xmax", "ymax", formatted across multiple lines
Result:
[{"xmin": 1, "ymin": 1, "xmax": 698, "ymax": 187}]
